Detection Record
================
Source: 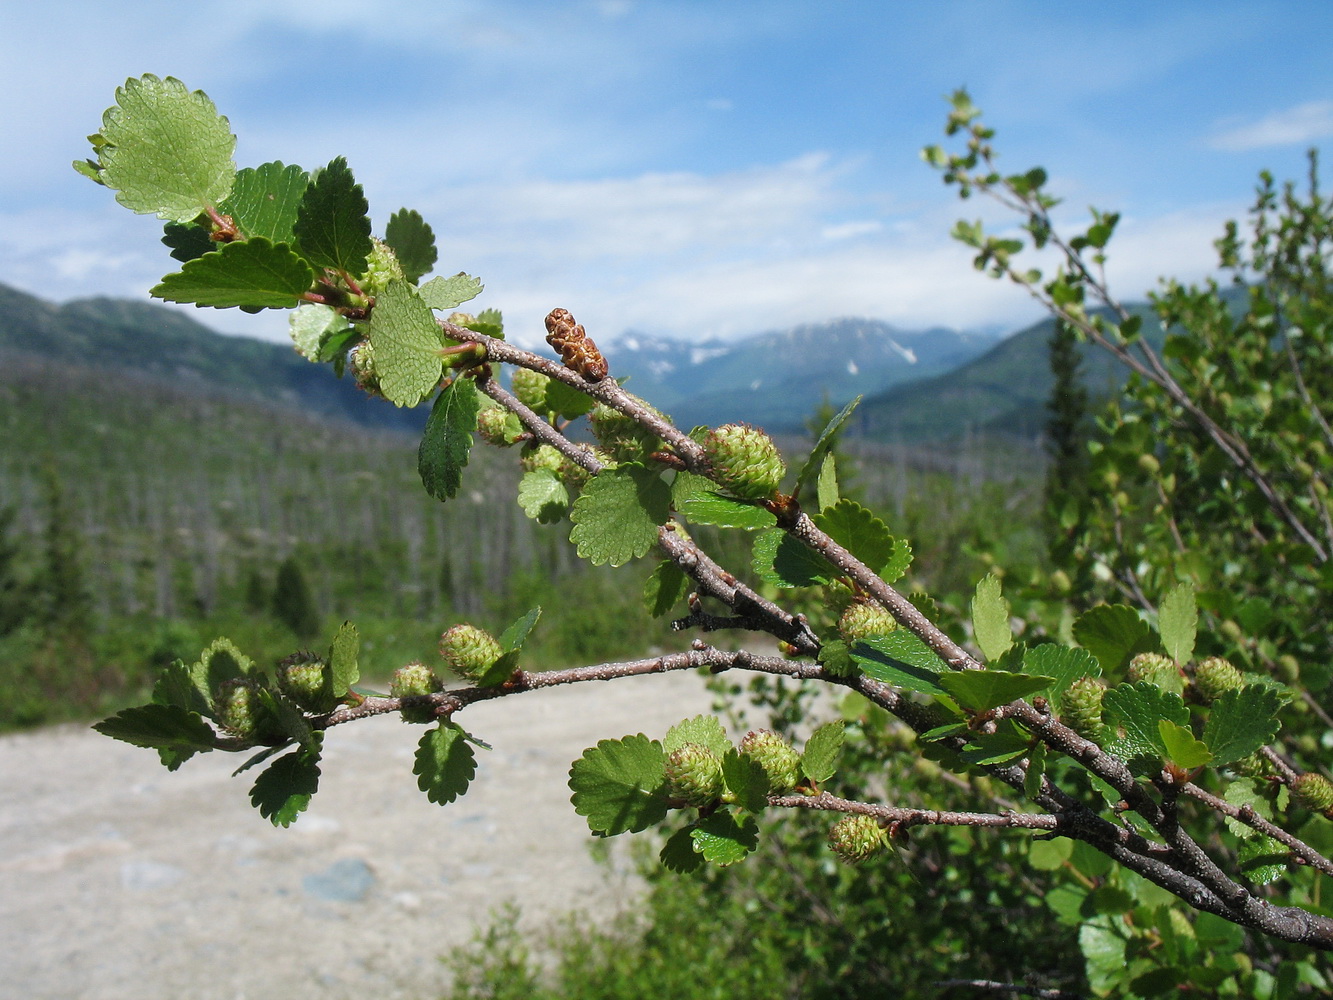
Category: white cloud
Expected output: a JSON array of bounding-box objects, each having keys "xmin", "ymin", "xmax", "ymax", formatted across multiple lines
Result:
[
  {"xmin": 1210, "ymin": 100, "xmax": 1333, "ymax": 151},
  {"xmin": 453, "ymin": 152, "xmax": 840, "ymax": 260},
  {"xmin": 1103, "ymin": 204, "xmax": 1237, "ymax": 295},
  {"xmin": 0, "ymin": 145, "xmax": 1240, "ymax": 354},
  {"xmin": 820, "ymin": 221, "xmax": 883, "ymax": 241}
]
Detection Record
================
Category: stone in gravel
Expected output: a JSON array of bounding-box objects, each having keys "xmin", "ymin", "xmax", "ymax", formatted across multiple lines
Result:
[
  {"xmin": 303, "ymin": 858, "xmax": 376, "ymax": 903},
  {"xmin": 120, "ymin": 860, "xmax": 185, "ymax": 890}
]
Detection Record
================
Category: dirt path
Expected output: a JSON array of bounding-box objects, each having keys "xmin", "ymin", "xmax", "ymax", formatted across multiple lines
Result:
[{"xmin": 0, "ymin": 670, "xmax": 725, "ymax": 1000}]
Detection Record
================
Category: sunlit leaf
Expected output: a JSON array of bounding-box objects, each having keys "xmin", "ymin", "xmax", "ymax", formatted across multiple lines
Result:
[
  {"xmin": 569, "ymin": 734, "xmax": 669, "ymax": 836},
  {"xmin": 98, "ymin": 74, "xmax": 236, "ymax": 222}
]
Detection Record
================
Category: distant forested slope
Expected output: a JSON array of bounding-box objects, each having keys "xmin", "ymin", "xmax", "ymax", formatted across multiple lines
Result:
[{"xmin": 0, "ymin": 283, "xmax": 426, "ymax": 433}]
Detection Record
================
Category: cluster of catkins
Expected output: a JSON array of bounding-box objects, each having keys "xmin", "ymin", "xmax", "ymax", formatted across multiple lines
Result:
[
  {"xmin": 1057, "ymin": 652, "xmax": 1251, "ymax": 744},
  {"xmin": 664, "ymin": 728, "xmax": 887, "ymax": 865},
  {"xmin": 386, "ymin": 624, "xmax": 508, "ymax": 724},
  {"xmin": 472, "ymin": 309, "xmax": 789, "ymax": 505},
  {"xmin": 209, "ymin": 645, "xmax": 338, "ymax": 742},
  {"xmin": 1054, "ymin": 652, "xmax": 1333, "ymax": 806},
  {"xmin": 480, "ymin": 375, "xmax": 787, "ymax": 501}
]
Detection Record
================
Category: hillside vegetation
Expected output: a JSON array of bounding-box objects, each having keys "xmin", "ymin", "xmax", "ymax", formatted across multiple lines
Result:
[
  {"xmin": 0, "ymin": 347, "xmax": 684, "ymax": 728},
  {"xmin": 0, "ymin": 337, "xmax": 1039, "ymax": 731}
]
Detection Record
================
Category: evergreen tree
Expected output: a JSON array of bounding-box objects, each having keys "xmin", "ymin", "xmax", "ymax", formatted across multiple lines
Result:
[
  {"xmin": 272, "ymin": 554, "xmax": 320, "ymax": 639},
  {"xmin": 243, "ymin": 565, "xmax": 268, "ymax": 614},
  {"xmin": 1042, "ymin": 319, "xmax": 1092, "ymax": 593},
  {"xmin": 38, "ymin": 465, "xmax": 93, "ymax": 639},
  {"xmin": 0, "ymin": 506, "xmax": 32, "ymax": 636}
]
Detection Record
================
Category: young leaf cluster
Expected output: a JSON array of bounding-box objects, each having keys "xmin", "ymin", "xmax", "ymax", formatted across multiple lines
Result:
[{"xmin": 570, "ymin": 717, "xmax": 847, "ymax": 871}]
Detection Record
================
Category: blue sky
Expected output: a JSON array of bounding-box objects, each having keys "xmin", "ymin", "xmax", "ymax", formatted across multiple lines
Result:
[{"xmin": 5, "ymin": 1, "xmax": 1333, "ymax": 347}]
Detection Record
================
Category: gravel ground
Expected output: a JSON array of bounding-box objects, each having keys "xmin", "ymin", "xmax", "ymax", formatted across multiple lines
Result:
[{"xmin": 0, "ymin": 670, "xmax": 724, "ymax": 1000}]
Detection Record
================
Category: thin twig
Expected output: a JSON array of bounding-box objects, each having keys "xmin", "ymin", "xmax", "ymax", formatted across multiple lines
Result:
[
  {"xmin": 445, "ymin": 321, "xmax": 708, "ymax": 469},
  {"xmin": 1181, "ymin": 782, "xmax": 1333, "ymax": 878},
  {"xmin": 782, "ymin": 510, "xmax": 981, "ymax": 671},
  {"xmin": 768, "ymin": 791, "xmax": 1061, "ymax": 833}
]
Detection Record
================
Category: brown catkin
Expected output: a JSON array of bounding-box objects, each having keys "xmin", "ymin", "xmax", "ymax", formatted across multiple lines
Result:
[{"xmin": 545, "ymin": 308, "xmax": 608, "ymax": 382}]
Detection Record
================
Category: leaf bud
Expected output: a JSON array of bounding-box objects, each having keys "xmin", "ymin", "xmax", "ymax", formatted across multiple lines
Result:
[
  {"xmin": 738, "ymin": 729, "xmax": 801, "ymax": 794},
  {"xmin": 1292, "ymin": 772, "xmax": 1333, "ymax": 815},
  {"xmin": 702, "ymin": 424, "xmax": 786, "ymax": 501},
  {"xmin": 391, "ymin": 660, "xmax": 442, "ymax": 699},
  {"xmin": 360, "ymin": 237, "xmax": 405, "ymax": 296},
  {"xmin": 439, "ymin": 624, "xmax": 504, "ymax": 680},
  {"xmin": 521, "ymin": 443, "xmax": 567, "ymax": 477},
  {"xmin": 837, "ymin": 599, "xmax": 898, "ymax": 644},
  {"xmin": 555, "ymin": 445, "xmax": 606, "ymax": 489},
  {"xmin": 1193, "ymin": 656, "xmax": 1243, "ymax": 703},
  {"xmin": 1230, "ymin": 752, "xmax": 1274, "ymax": 779},
  {"xmin": 510, "ymin": 367, "xmax": 552, "ymax": 413},
  {"xmin": 390, "ymin": 660, "xmax": 443, "ymax": 724},
  {"xmin": 821, "ymin": 580, "xmax": 857, "ymax": 618},
  {"xmin": 1136, "ymin": 453, "xmax": 1161, "ymax": 475},
  {"xmin": 1127, "ymin": 652, "xmax": 1181, "ymax": 692},
  {"xmin": 213, "ymin": 677, "xmax": 267, "ymax": 739},
  {"xmin": 477, "ymin": 405, "xmax": 520, "ymax": 447},
  {"xmin": 589, "ymin": 403, "xmax": 662, "ymax": 462},
  {"xmin": 348, "ymin": 339, "xmax": 381, "ymax": 396},
  {"xmin": 1059, "ymin": 676, "xmax": 1105, "ymax": 740},
  {"xmin": 663, "ymin": 742, "xmax": 724, "ymax": 807},
  {"xmin": 827, "ymin": 814, "xmax": 885, "ymax": 865},
  {"xmin": 276, "ymin": 651, "xmax": 334, "ymax": 713}
]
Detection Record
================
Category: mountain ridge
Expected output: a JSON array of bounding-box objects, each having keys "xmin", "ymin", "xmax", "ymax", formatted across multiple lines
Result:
[
  {"xmin": 0, "ymin": 283, "xmax": 998, "ymax": 434},
  {"xmin": 605, "ymin": 317, "xmax": 996, "ymax": 430},
  {"xmin": 0, "ymin": 283, "xmax": 426, "ymax": 433},
  {"xmin": 855, "ymin": 305, "xmax": 1165, "ymax": 442}
]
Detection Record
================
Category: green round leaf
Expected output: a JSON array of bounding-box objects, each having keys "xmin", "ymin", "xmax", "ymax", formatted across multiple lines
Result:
[
  {"xmin": 939, "ymin": 670, "xmax": 1051, "ymax": 712},
  {"xmin": 643, "ymin": 559, "xmax": 688, "ymax": 618},
  {"xmin": 328, "ymin": 621, "xmax": 360, "ymax": 698},
  {"xmin": 851, "ymin": 632, "xmax": 947, "ymax": 694},
  {"xmin": 518, "ymin": 469, "xmax": 570, "ymax": 523},
  {"xmin": 419, "ymin": 376, "xmax": 481, "ymax": 497},
  {"xmin": 293, "ymin": 156, "xmax": 372, "ymax": 273},
  {"xmin": 801, "ymin": 721, "xmax": 845, "ymax": 784},
  {"xmin": 385, "ymin": 208, "xmax": 439, "ymax": 283},
  {"xmin": 98, "ymin": 74, "xmax": 237, "ymax": 222},
  {"xmin": 690, "ymin": 811, "xmax": 760, "ymax": 867},
  {"xmin": 971, "ymin": 574, "xmax": 1014, "ymax": 662},
  {"xmin": 664, "ymin": 715, "xmax": 731, "ymax": 757},
  {"xmin": 415, "ymin": 722, "xmax": 477, "ymax": 805},
  {"xmin": 369, "ymin": 281, "xmax": 446, "ymax": 407},
  {"xmin": 225, "ymin": 161, "xmax": 309, "ymax": 244},
  {"xmin": 250, "ymin": 742, "xmax": 322, "ymax": 827},
  {"xmin": 569, "ymin": 466, "xmax": 671, "ymax": 567},
  {"xmin": 419, "ymin": 273, "xmax": 484, "ymax": 311},
  {"xmin": 568, "ymin": 733, "xmax": 669, "ymax": 835}
]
